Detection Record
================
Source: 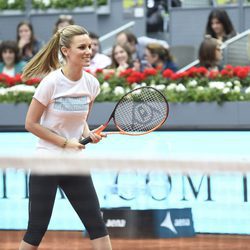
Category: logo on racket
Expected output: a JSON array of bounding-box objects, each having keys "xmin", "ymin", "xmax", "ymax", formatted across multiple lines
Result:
[{"xmin": 133, "ymin": 103, "xmax": 163, "ymax": 125}]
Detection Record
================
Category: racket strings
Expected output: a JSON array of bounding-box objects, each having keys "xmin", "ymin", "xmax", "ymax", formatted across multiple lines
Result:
[{"xmin": 114, "ymin": 88, "xmax": 168, "ymax": 134}]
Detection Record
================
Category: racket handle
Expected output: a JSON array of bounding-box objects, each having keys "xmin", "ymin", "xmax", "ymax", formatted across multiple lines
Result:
[
  {"xmin": 80, "ymin": 137, "xmax": 92, "ymax": 145},
  {"xmin": 80, "ymin": 125, "xmax": 106, "ymax": 145}
]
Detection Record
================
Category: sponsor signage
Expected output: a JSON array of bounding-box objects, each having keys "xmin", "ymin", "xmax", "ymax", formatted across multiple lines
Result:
[{"xmin": 102, "ymin": 208, "xmax": 195, "ymax": 238}]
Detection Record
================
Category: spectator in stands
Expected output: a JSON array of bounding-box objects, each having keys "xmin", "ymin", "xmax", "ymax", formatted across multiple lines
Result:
[
  {"xmin": 110, "ymin": 43, "xmax": 134, "ymax": 71},
  {"xmin": 116, "ymin": 31, "xmax": 169, "ymax": 61},
  {"xmin": 84, "ymin": 32, "xmax": 111, "ymax": 72},
  {"xmin": 53, "ymin": 15, "xmax": 75, "ymax": 34},
  {"xmin": 17, "ymin": 21, "xmax": 44, "ymax": 62},
  {"xmin": 143, "ymin": 42, "xmax": 178, "ymax": 72},
  {"xmin": 198, "ymin": 35, "xmax": 223, "ymax": 71},
  {"xmin": 0, "ymin": 40, "xmax": 26, "ymax": 76},
  {"xmin": 103, "ymin": 43, "xmax": 134, "ymax": 76},
  {"xmin": 205, "ymin": 8, "xmax": 236, "ymax": 42}
]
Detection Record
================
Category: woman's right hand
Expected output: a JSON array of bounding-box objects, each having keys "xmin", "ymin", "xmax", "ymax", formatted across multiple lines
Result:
[
  {"xmin": 132, "ymin": 59, "xmax": 141, "ymax": 71},
  {"xmin": 64, "ymin": 138, "xmax": 85, "ymax": 151},
  {"xmin": 18, "ymin": 38, "xmax": 29, "ymax": 49}
]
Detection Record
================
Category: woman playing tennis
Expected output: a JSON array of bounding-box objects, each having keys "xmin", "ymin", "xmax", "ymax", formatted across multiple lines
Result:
[{"xmin": 19, "ymin": 25, "xmax": 112, "ymax": 250}]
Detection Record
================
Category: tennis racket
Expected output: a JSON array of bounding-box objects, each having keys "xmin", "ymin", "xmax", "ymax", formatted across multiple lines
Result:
[{"xmin": 80, "ymin": 86, "xmax": 169, "ymax": 145}]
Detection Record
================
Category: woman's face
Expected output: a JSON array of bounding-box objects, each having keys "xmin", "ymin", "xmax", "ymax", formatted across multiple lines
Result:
[
  {"xmin": 90, "ymin": 38, "xmax": 99, "ymax": 58},
  {"xmin": 113, "ymin": 45, "xmax": 129, "ymax": 65},
  {"xmin": 145, "ymin": 48, "xmax": 157, "ymax": 65},
  {"xmin": 63, "ymin": 34, "xmax": 92, "ymax": 67},
  {"xmin": 18, "ymin": 24, "xmax": 32, "ymax": 41},
  {"xmin": 2, "ymin": 49, "xmax": 15, "ymax": 67},
  {"xmin": 211, "ymin": 18, "xmax": 224, "ymax": 36}
]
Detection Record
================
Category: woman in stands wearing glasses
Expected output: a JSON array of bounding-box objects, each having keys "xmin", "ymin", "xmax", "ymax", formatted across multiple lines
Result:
[
  {"xmin": 205, "ymin": 8, "xmax": 236, "ymax": 42},
  {"xmin": 198, "ymin": 35, "xmax": 223, "ymax": 71}
]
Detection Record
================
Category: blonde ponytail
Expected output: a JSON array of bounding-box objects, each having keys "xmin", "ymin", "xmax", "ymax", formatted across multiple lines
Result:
[{"xmin": 22, "ymin": 31, "xmax": 61, "ymax": 81}]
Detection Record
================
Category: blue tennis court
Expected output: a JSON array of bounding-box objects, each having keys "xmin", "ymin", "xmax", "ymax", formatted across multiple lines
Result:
[{"xmin": 1, "ymin": 131, "xmax": 250, "ymax": 159}]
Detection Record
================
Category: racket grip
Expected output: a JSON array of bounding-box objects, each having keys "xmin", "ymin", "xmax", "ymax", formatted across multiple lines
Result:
[
  {"xmin": 80, "ymin": 136, "xmax": 92, "ymax": 145},
  {"xmin": 80, "ymin": 125, "xmax": 106, "ymax": 145}
]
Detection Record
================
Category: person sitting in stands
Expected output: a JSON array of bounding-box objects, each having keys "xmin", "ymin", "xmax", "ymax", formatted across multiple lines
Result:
[
  {"xmin": 198, "ymin": 35, "xmax": 223, "ymax": 71},
  {"xmin": 0, "ymin": 40, "xmax": 26, "ymax": 76},
  {"xmin": 116, "ymin": 31, "xmax": 169, "ymax": 61},
  {"xmin": 205, "ymin": 8, "xmax": 236, "ymax": 42},
  {"xmin": 84, "ymin": 32, "xmax": 111, "ymax": 73},
  {"xmin": 52, "ymin": 15, "xmax": 75, "ymax": 34},
  {"xmin": 16, "ymin": 20, "xmax": 44, "ymax": 62},
  {"xmin": 143, "ymin": 42, "xmax": 178, "ymax": 72},
  {"xmin": 103, "ymin": 43, "xmax": 134, "ymax": 76}
]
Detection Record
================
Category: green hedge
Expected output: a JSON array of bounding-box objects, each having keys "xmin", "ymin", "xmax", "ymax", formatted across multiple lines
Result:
[{"xmin": 0, "ymin": 0, "xmax": 108, "ymax": 10}]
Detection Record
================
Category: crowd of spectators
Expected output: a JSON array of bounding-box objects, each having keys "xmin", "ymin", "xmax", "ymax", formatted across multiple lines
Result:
[{"xmin": 0, "ymin": 7, "xmax": 246, "ymax": 79}]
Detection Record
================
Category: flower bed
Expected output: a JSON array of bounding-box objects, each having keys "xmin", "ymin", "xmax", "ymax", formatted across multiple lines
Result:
[{"xmin": 0, "ymin": 65, "xmax": 250, "ymax": 104}]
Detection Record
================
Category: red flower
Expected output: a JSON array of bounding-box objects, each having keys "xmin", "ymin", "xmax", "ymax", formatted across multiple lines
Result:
[
  {"xmin": 143, "ymin": 68, "xmax": 158, "ymax": 77},
  {"xmin": 236, "ymin": 68, "xmax": 249, "ymax": 79},
  {"xmin": 162, "ymin": 69, "xmax": 174, "ymax": 78},
  {"xmin": 224, "ymin": 64, "xmax": 234, "ymax": 71},
  {"xmin": 220, "ymin": 69, "xmax": 234, "ymax": 78},
  {"xmin": 186, "ymin": 67, "xmax": 198, "ymax": 77},
  {"xmin": 104, "ymin": 74, "xmax": 111, "ymax": 80},
  {"xmin": 126, "ymin": 71, "xmax": 145, "ymax": 84},
  {"xmin": 171, "ymin": 71, "xmax": 188, "ymax": 80},
  {"xmin": 13, "ymin": 74, "xmax": 22, "ymax": 83},
  {"xmin": 4, "ymin": 75, "xmax": 16, "ymax": 87},
  {"xmin": 155, "ymin": 65, "xmax": 163, "ymax": 71},
  {"xmin": 186, "ymin": 67, "xmax": 208, "ymax": 77},
  {"xmin": 220, "ymin": 65, "xmax": 234, "ymax": 77},
  {"xmin": 26, "ymin": 78, "xmax": 41, "ymax": 86},
  {"xmin": 208, "ymin": 70, "xmax": 219, "ymax": 79},
  {"xmin": 119, "ymin": 68, "xmax": 134, "ymax": 77},
  {"xmin": 196, "ymin": 67, "xmax": 208, "ymax": 76},
  {"xmin": 95, "ymin": 68, "xmax": 103, "ymax": 74}
]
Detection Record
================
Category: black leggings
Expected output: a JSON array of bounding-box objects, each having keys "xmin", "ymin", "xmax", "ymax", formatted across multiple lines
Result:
[{"xmin": 23, "ymin": 174, "xmax": 108, "ymax": 246}]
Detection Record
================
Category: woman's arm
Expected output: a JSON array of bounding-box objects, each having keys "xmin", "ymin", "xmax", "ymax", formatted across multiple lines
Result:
[{"xmin": 26, "ymin": 98, "xmax": 84, "ymax": 150}]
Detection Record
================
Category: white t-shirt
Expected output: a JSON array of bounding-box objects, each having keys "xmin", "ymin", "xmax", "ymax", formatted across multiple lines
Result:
[
  {"xmin": 3, "ymin": 66, "xmax": 15, "ymax": 77},
  {"xmin": 33, "ymin": 68, "xmax": 100, "ymax": 152}
]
